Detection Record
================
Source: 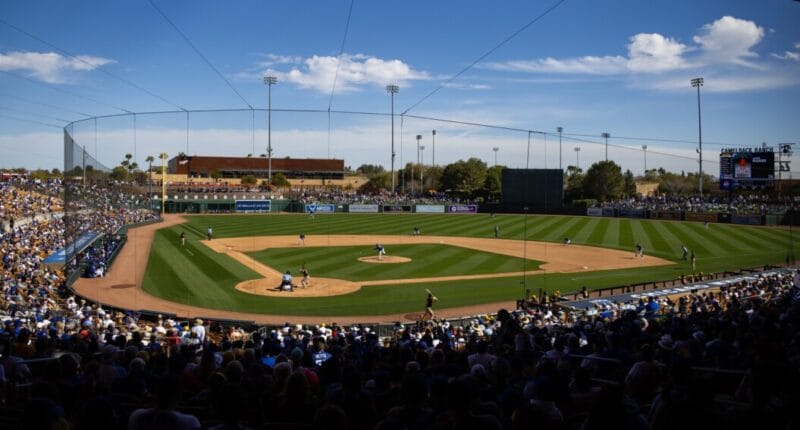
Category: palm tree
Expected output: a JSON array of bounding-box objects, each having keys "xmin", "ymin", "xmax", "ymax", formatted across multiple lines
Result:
[{"xmin": 145, "ymin": 155, "xmax": 155, "ymax": 203}]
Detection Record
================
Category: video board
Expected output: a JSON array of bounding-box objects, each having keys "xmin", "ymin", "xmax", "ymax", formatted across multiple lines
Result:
[{"xmin": 719, "ymin": 147, "xmax": 774, "ymax": 190}]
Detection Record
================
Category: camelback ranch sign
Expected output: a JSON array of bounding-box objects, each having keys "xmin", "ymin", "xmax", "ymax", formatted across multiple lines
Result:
[{"xmin": 447, "ymin": 204, "xmax": 478, "ymax": 214}]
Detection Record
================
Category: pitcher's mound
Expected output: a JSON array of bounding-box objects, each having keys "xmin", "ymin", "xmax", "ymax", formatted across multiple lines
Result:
[{"xmin": 358, "ymin": 256, "xmax": 411, "ymax": 264}]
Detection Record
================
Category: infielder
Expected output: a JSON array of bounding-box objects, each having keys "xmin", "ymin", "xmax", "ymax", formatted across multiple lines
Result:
[
  {"xmin": 180, "ymin": 232, "xmax": 186, "ymax": 246},
  {"xmin": 681, "ymin": 245, "xmax": 689, "ymax": 260},
  {"xmin": 298, "ymin": 233, "xmax": 306, "ymax": 246},
  {"xmin": 207, "ymin": 227, "xmax": 213, "ymax": 241},
  {"xmin": 635, "ymin": 242, "xmax": 644, "ymax": 258}
]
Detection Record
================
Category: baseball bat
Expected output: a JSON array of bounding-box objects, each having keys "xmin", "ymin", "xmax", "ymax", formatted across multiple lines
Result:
[{"xmin": 426, "ymin": 288, "xmax": 438, "ymax": 300}]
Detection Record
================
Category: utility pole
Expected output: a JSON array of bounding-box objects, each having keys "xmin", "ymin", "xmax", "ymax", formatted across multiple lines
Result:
[{"xmin": 602, "ymin": 132, "xmax": 610, "ymax": 162}]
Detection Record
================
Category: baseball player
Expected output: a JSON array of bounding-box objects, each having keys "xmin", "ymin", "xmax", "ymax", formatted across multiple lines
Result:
[
  {"xmin": 681, "ymin": 245, "xmax": 689, "ymax": 260},
  {"xmin": 691, "ymin": 252, "xmax": 696, "ymax": 272},
  {"xmin": 207, "ymin": 227, "xmax": 213, "ymax": 241},
  {"xmin": 494, "ymin": 224, "xmax": 499, "ymax": 239},
  {"xmin": 180, "ymin": 232, "xmax": 186, "ymax": 247},
  {"xmin": 413, "ymin": 226, "xmax": 421, "ymax": 236},
  {"xmin": 300, "ymin": 266, "xmax": 310, "ymax": 288},
  {"xmin": 564, "ymin": 237, "xmax": 572, "ymax": 245},
  {"xmin": 298, "ymin": 233, "xmax": 306, "ymax": 246},
  {"xmin": 279, "ymin": 271, "xmax": 293, "ymax": 292},
  {"xmin": 635, "ymin": 242, "xmax": 644, "ymax": 258},
  {"xmin": 374, "ymin": 244, "xmax": 386, "ymax": 261},
  {"xmin": 422, "ymin": 291, "xmax": 438, "ymax": 321},
  {"xmin": 308, "ymin": 205, "xmax": 316, "ymax": 219}
]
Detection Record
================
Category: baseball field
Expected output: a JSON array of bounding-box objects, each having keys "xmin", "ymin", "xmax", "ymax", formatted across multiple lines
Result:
[{"xmin": 122, "ymin": 212, "xmax": 795, "ymax": 320}]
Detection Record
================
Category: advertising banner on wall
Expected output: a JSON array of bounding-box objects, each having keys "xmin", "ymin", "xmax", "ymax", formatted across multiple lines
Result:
[
  {"xmin": 415, "ymin": 205, "xmax": 445, "ymax": 213},
  {"xmin": 348, "ymin": 204, "xmax": 380, "ymax": 213},
  {"xmin": 235, "ymin": 200, "xmax": 271, "ymax": 212},
  {"xmin": 447, "ymin": 204, "xmax": 478, "ymax": 214},
  {"xmin": 685, "ymin": 212, "xmax": 717, "ymax": 223},
  {"xmin": 652, "ymin": 211, "xmax": 682, "ymax": 220},
  {"xmin": 731, "ymin": 214, "xmax": 763, "ymax": 225},
  {"xmin": 304, "ymin": 203, "xmax": 335, "ymax": 213},
  {"xmin": 601, "ymin": 208, "xmax": 616, "ymax": 217},
  {"xmin": 618, "ymin": 209, "xmax": 646, "ymax": 218},
  {"xmin": 382, "ymin": 205, "xmax": 412, "ymax": 213},
  {"xmin": 586, "ymin": 208, "xmax": 603, "ymax": 217}
]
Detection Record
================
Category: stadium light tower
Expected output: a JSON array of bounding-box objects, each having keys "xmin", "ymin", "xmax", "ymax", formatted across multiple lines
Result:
[
  {"xmin": 642, "ymin": 145, "xmax": 648, "ymax": 175},
  {"xmin": 602, "ymin": 132, "xmax": 610, "ymax": 161},
  {"xmin": 574, "ymin": 146, "xmax": 581, "ymax": 169},
  {"xmin": 431, "ymin": 129, "xmax": 436, "ymax": 167},
  {"xmin": 415, "ymin": 134, "xmax": 422, "ymax": 194},
  {"xmin": 264, "ymin": 75, "xmax": 278, "ymax": 184},
  {"xmin": 493, "ymin": 147, "xmax": 499, "ymax": 167},
  {"xmin": 420, "ymin": 145, "xmax": 426, "ymax": 189},
  {"xmin": 557, "ymin": 127, "xmax": 563, "ymax": 171},
  {"xmin": 386, "ymin": 84, "xmax": 399, "ymax": 192},
  {"xmin": 691, "ymin": 77, "xmax": 704, "ymax": 197}
]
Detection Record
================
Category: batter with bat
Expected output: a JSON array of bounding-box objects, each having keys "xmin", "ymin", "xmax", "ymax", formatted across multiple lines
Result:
[{"xmin": 422, "ymin": 289, "xmax": 438, "ymax": 321}]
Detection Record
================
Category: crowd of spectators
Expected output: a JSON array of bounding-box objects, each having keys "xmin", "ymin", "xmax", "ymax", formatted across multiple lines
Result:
[
  {"xmin": 599, "ymin": 194, "xmax": 797, "ymax": 215},
  {"xmin": 0, "ymin": 180, "xmax": 63, "ymax": 231},
  {"xmin": 3, "ymin": 177, "xmax": 800, "ymax": 429}
]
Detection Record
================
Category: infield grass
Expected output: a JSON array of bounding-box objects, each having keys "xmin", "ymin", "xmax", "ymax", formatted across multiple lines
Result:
[
  {"xmin": 247, "ymin": 244, "xmax": 541, "ymax": 281},
  {"xmin": 140, "ymin": 213, "xmax": 796, "ymax": 316}
]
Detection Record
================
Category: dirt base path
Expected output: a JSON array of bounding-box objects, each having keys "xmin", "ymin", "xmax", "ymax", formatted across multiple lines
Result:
[{"xmin": 73, "ymin": 215, "xmax": 672, "ymax": 324}]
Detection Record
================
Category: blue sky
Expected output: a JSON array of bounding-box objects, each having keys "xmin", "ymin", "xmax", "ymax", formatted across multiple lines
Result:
[{"xmin": 1, "ymin": 0, "xmax": 799, "ymax": 177}]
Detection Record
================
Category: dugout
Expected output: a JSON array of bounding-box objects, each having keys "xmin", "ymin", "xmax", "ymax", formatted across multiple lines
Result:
[{"xmin": 501, "ymin": 169, "xmax": 563, "ymax": 212}]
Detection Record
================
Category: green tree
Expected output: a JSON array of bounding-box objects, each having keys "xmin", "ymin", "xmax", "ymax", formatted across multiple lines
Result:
[
  {"xmin": 240, "ymin": 174, "xmax": 258, "ymax": 186},
  {"xmin": 422, "ymin": 165, "xmax": 443, "ymax": 191},
  {"xmin": 359, "ymin": 172, "xmax": 391, "ymax": 193},
  {"xmin": 582, "ymin": 160, "xmax": 624, "ymax": 201},
  {"xmin": 209, "ymin": 169, "xmax": 221, "ymax": 183},
  {"xmin": 110, "ymin": 166, "xmax": 129, "ymax": 182},
  {"xmin": 623, "ymin": 169, "xmax": 637, "ymax": 196},
  {"xmin": 440, "ymin": 158, "xmax": 487, "ymax": 198},
  {"xmin": 564, "ymin": 165, "xmax": 585, "ymax": 202},
  {"xmin": 483, "ymin": 165, "xmax": 503, "ymax": 200},
  {"xmin": 356, "ymin": 164, "xmax": 385, "ymax": 176},
  {"xmin": 270, "ymin": 172, "xmax": 291, "ymax": 187}
]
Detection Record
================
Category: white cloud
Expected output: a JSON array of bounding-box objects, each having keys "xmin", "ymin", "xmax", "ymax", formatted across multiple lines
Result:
[
  {"xmin": 772, "ymin": 51, "xmax": 800, "ymax": 61},
  {"xmin": 253, "ymin": 53, "xmax": 429, "ymax": 93},
  {"xmin": 646, "ymin": 74, "xmax": 796, "ymax": 92},
  {"xmin": 486, "ymin": 55, "xmax": 627, "ymax": 75},
  {"xmin": 626, "ymin": 33, "xmax": 689, "ymax": 73},
  {"xmin": 693, "ymin": 16, "xmax": 764, "ymax": 66},
  {"xmin": 0, "ymin": 51, "xmax": 114, "ymax": 83}
]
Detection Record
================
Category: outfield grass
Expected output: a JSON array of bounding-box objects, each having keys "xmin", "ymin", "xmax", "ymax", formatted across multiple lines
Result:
[
  {"xmin": 140, "ymin": 213, "xmax": 796, "ymax": 316},
  {"xmin": 247, "ymin": 244, "xmax": 541, "ymax": 281}
]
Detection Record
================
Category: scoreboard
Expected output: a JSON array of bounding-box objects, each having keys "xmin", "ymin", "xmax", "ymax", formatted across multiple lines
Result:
[{"xmin": 719, "ymin": 148, "xmax": 774, "ymax": 190}]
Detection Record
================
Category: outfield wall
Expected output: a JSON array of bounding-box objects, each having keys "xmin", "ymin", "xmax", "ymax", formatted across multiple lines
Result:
[{"xmin": 586, "ymin": 207, "xmax": 769, "ymax": 226}]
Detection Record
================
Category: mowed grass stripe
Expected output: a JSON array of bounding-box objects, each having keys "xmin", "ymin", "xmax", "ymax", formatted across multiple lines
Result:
[
  {"xmin": 682, "ymin": 222, "xmax": 757, "ymax": 253},
  {"xmin": 713, "ymin": 224, "xmax": 786, "ymax": 251},
  {"xmin": 629, "ymin": 219, "xmax": 655, "ymax": 255},
  {"xmin": 601, "ymin": 219, "xmax": 621, "ymax": 247},
  {"xmin": 745, "ymin": 226, "xmax": 793, "ymax": 247},
  {"xmin": 639, "ymin": 220, "xmax": 674, "ymax": 258},
  {"xmin": 586, "ymin": 218, "xmax": 609, "ymax": 245},
  {"xmin": 619, "ymin": 219, "xmax": 635, "ymax": 249},
  {"xmin": 648, "ymin": 220, "xmax": 685, "ymax": 256},
  {"xmin": 540, "ymin": 217, "xmax": 583, "ymax": 241},
  {"xmin": 561, "ymin": 217, "xmax": 594, "ymax": 242},
  {"xmin": 660, "ymin": 222, "xmax": 712, "ymax": 256}
]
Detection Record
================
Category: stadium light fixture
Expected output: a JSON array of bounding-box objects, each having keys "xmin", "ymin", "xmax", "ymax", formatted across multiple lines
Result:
[
  {"xmin": 602, "ymin": 132, "xmax": 610, "ymax": 161},
  {"xmin": 492, "ymin": 147, "xmax": 499, "ymax": 167},
  {"xmin": 386, "ymin": 85, "xmax": 399, "ymax": 192},
  {"xmin": 574, "ymin": 146, "xmax": 581, "ymax": 170},
  {"xmin": 557, "ymin": 127, "xmax": 563, "ymax": 171},
  {"xmin": 691, "ymin": 77, "xmax": 704, "ymax": 196},
  {"xmin": 264, "ymin": 75, "xmax": 278, "ymax": 184},
  {"xmin": 642, "ymin": 145, "xmax": 648, "ymax": 175}
]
